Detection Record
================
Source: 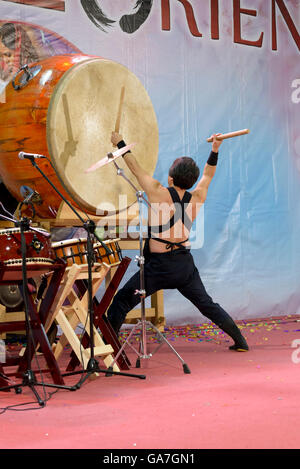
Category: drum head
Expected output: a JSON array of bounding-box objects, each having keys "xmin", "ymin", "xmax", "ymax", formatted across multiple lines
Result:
[{"xmin": 47, "ymin": 58, "xmax": 159, "ymax": 216}]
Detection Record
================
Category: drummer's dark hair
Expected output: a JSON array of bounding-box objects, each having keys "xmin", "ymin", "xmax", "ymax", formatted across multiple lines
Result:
[
  {"xmin": 169, "ymin": 157, "xmax": 200, "ymax": 190},
  {"xmin": 80, "ymin": 0, "xmax": 152, "ymax": 34}
]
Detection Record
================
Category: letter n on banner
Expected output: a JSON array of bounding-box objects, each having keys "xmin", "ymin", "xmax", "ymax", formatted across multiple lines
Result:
[{"xmin": 272, "ymin": 0, "xmax": 300, "ymax": 52}]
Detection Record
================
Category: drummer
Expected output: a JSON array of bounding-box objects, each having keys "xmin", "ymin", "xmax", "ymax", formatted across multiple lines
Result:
[{"xmin": 106, "ymin": 131, "xmax": 249, "ymax": 352}]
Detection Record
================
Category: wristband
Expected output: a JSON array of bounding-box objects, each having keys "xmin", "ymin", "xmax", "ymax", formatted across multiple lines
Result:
[
  {"xmin": 117, "ymin": 140, "xmax": 131, "ymax": 156},
  {"xmin": 207, "ymin": 151, "xmax": 218, "ymax": 166}
]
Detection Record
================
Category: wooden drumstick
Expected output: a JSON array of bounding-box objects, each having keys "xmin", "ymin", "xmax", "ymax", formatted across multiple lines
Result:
[
  {"xmin": 115, "ymin": 86, "xmax": 125, "ymax": 133},
  {"xmin": 207, "ymin": 129, "xmax": 250, "ymax": 142}
]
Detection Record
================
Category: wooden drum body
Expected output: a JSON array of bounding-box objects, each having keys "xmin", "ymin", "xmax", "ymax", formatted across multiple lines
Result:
[
  {"xmin": 52, "ymin": 238, "xmax": 122, "ymax": 268},
  {"xmin": 0, "ymin": 55, "xmax": 159, "ymax": 218},
  {"xmin": 0, "ymin": 227, "xmax": 54, "ymax": 267}
]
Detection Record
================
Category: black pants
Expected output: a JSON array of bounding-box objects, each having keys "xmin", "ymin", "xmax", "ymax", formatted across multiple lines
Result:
[{"xmin": 107, "ymin": 249, "xmax": 247, "ymax": 346}]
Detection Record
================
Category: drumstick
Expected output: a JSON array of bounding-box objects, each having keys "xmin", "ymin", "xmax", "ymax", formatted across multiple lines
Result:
[
  {"xmin": 115, "ymin": 86, "xmax": 125, "ymax": 134},
  {"xmin": 206, "ymin": 129, "xmax": 250, "ymax": 142},
  {"xmin": 85, "ymin": 143, "xmax": 136, "ymax": 173},
  {"xmin": 62, "ymin": 93, "xmax": 74, "ymax": 140}
]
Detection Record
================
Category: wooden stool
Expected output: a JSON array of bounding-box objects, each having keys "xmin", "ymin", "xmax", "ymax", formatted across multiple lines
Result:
[
  {"xmin": 0, "ymin": 305, "xmax": 25, "ymax": 340},
  {"xmin": 45, "ymin": 262, "xmax": 120, "ymax": 373},
  {"xmin": 0, "ymin": 260, "xmax": 66, "ymax": 388},
  {"xmin": 65, "ymin": 257, "xmax": 132, "ymax": 372}
]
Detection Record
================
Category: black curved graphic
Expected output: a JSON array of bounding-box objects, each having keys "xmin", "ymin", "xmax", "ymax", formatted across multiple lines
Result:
[
  {"xmin": 80, "ymin": 0, "xmax": 115, "ymax": 32},
  {"xmin": 80, "ymin": 0, "xmax": 153, "ymax": 34},
  {"xmin": 120, "ymin": 0, "xmax": 153, "ymax": 34}
]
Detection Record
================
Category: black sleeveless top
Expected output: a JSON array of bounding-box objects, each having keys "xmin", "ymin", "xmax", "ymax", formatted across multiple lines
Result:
[{"xmin": 143, "ymin": 187, "xmax": 192, "ymax": 260}]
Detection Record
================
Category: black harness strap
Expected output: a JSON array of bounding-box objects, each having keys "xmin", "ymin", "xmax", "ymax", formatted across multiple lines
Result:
[{"xmin": 147, "ymin": 187, "xmax": 192, "ymax": 251}]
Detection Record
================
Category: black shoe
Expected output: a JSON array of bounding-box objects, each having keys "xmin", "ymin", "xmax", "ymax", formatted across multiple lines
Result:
[{"xmin": 229, "ymin": 338, "xmax": 249, "ymax": 352}]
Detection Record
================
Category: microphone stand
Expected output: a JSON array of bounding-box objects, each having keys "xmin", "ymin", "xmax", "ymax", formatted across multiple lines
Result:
[
  {"xmin": 26, "ymin": 156, "xmax": 146, "ymax": 386},
  {"xmin": 0, "ymin": 207, "xmax": 77, "ymax": 402},
  {"xmin": 106, "ymin": 160, "xmax": 191, "ymax": 374}
]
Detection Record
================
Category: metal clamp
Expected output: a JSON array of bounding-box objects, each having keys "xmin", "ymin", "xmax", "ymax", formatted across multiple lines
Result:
[{"xmin": 12, "ymin": 64, "xmax": 42, "ymax": 91}]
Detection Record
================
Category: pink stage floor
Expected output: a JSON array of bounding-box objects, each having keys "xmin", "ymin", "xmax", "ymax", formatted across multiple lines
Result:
[{"xmin": 1, "ymin": 315, "xmax": 300, "ymax": 450}]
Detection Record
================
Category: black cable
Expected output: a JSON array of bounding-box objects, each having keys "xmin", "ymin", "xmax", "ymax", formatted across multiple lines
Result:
[
  {"xmin": 0, "ymin": 389, "xmax": 58, "ymax": 415},
  {"xmin": 19, "ymin": 218, "xmax": 49, "ymax": 406}
]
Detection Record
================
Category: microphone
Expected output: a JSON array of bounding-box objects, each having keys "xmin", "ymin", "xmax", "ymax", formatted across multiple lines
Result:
[{"xmin": 18, "ymin": 152, "xmax": 46, "ymax": 160}]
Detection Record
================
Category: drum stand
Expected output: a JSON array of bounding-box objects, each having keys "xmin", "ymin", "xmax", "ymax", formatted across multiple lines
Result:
[
  {"xmin": 26, "ymin": 157, "xmax": 146, "ymax": 386},
  {"xmin": 0, "ymin": 211, "xmax": 77, "ymax": 404},
  {"xmin": 106, "ymin": 160, "xmax": 191, "ymax": 374}
]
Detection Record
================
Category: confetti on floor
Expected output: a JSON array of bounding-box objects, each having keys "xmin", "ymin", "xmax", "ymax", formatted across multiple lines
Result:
[{"xmin": 118, "ymin": 315, "xmax": 300, "ymax": 346}]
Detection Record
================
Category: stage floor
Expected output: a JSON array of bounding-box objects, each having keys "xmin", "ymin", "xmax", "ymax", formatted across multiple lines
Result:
[{"xmin": 1, "ymin": 315, "xmax": 300, "ymax": 450}]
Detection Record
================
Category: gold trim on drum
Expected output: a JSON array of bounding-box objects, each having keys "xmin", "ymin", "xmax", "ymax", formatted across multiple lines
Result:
[
  {"xmin": 51, "ymin": 237, "xmax": 87, "ymax": 248},
  {"xmin": 51, "ymin": 237, "xmax": 121, "ymax": 248},
  {"xmin": 93, "ymin": 237, "xmax": 121, "ymax": 246},
  {"xmin": 3, "ymin": 258, "xmax": 55, "ymax": 265},
  {"xmin": 0, "ymin": 228, "xmax": 50, "ymax": 235}
]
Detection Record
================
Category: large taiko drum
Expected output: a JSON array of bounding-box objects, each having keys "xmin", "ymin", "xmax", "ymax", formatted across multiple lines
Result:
[{"xmin": 0, "ymin": 55, "xmax": 159, "ymax": 218}]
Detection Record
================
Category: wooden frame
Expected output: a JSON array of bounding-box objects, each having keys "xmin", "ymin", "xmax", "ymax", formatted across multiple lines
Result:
[{"xmin": 2, "ymin": 1, "xmax": 65, "ymax": 11}]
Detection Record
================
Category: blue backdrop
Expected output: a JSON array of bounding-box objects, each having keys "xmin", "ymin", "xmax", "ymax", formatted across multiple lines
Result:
[{"xmin": 0, "ymin": 0, "xmax": 299, "ymax": 323}]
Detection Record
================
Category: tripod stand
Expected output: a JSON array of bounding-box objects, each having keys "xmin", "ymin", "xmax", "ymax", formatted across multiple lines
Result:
[
  {"xmin": 25, "ymin": 156, "xmax": 145, "ymax": 387},
  {"xmin": 106, "ymin": 160, "xmax": 191, "ymax": 374},
  {"xmin": 0, "ymin": 213, "xmax": 77, "ymax": 404}
]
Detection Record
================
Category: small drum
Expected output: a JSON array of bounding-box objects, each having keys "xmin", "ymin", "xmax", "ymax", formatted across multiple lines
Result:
[
  {"xmin": 0, "ymin": 227, "xmax": 55, "ymax": 267},
  {"xmin": 52, "ymin": 238, "xmax": 122, "ymax": 268}
]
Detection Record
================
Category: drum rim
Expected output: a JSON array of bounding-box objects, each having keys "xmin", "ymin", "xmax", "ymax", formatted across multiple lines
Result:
[
  {"xmin": 3, "ymin": 258, "xmax": 55, "ymax": 265},
  {"xmin": 0, "ymin": 227, "xmax": 50, "ymax": 235},
  {"xmin": 93, "ymin": 238, "xmax": 120, "ymax": 248},
  {"xmin": 51, "ymin": 237, "xmax": 120, "ymax": 248}
]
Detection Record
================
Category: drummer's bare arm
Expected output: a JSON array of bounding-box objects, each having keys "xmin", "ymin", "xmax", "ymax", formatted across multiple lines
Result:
[
  {"xmin": 192, "ymin": 134, "xmax": 222, "ymax": 203},
  {"xmin": 111, "ymin": 132, "xmax": 162, "ymax": 196}
]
